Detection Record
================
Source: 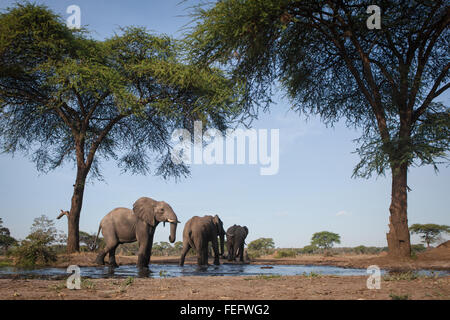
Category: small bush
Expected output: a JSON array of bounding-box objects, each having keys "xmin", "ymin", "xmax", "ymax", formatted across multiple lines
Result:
[
  {"xmin": 389, "ymin": 293, "xmax": 409, "ymax": 300},
  {"xmin": 247, "ymin": 249, "xmax": 261, "ymax": 259},
  {"xmin": 274, "ymin": 249, "xmax": 297, "ymax": 258},
  {"xmin": 10, "ymin": 238, "xmax": 57, "ymax": 267},
  {"xmin": 300, "ymin": 245, "xmax": 318, "ymax": 254},
  {"xmin": 383, "ymin": 271, "xmax": 419, "ymax": 281},
  {"xmin": 411, "ymin": 244, "xmax": 426, "ymax": 254}
]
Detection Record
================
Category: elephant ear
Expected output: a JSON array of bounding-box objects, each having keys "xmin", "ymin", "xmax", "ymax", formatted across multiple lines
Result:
[
  {"xmin": 243, "ymin": 226, "xmax": 249, "ymax": 237},
  {"xmin": 213, "ymin": 215, "xmax": 223, "ymax": 233},
  {"xmin": 133, "ymin": 197, "xmax": 157, "ymax": 227}
]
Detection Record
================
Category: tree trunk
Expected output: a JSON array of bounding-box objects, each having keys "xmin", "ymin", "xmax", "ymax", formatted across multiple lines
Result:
[
  {"xmin": 386, "ymin": 163, "xmax": 411, "ymax": 259},
  {"xmin": 67, "ymin": 166, "xmax": 88, "ymax": 253}
]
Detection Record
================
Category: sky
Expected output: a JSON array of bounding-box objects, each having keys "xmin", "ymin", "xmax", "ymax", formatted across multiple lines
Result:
[{"xmin": 0, "ymin": 0, "xmax": 449, "ymax": 248}]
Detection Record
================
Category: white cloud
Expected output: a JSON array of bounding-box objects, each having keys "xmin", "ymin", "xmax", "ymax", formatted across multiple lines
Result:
[{"xmin": 336, "ymin": 210, "xmax": 351, "ymax": 217}]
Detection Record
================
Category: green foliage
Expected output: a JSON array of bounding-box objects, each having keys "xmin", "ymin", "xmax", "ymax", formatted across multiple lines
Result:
[
  {"xmin": 411, "ymin": 244, "xmax": 427, "ymax": 254},
  {"xmin": 274, "ymin": 249, "xmax": 297, "ymax": 258},
  {"xmin": 10, "ymin": 215, "xmax": 61, "ymax": 266},
  {"xmin": 0, "ymin": 3, "xmax": 246, "ymax": 251},
  {"xmin": 383, "ymin": 271, "xmax": 419, "ymax": 282},
  {"xmin": 300, "ymin": 244, "xmax": 318, "ymax": 254},
  {"xmin": 0, "ymin": 218, "xmax": 17, "ymax": 253},
  {"xmin": 188, "ymin": 0, "xmax": 450, "ymax": 177},
  {"xmin": 310, "ymin": 231, "xmax": 341, "ymax": 250},
  {"xmin": 0, "ymin": 3, "xmax": 243, "ymax": 179},
  {"xmin": 81, "ymin": 278, "xmax": 96, "ymax": 290},
  {"xmin": 302, "ymin": 271, "xmax": 321, "ymax": 278},
  {"xmin": 409, "ymin": 224, "xmax": 450, "ymax": 247},
  {"xmin": 247, "ymin": 238, "xmax": 275, "ymax": 258},
  {"xmin": 389, "ymin": 293, "xmax": 409, "ymax": 300},
  {"xmin": 79, "ymin": 231, "xmax": 104, "ymax": 251},
  {"xmin": 247, "ymin": 238, "xmax": 275, "ymax": 252}
]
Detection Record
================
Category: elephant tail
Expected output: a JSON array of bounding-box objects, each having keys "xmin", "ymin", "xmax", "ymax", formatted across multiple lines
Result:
[{"xmin": 91, "ymin": 224, "xmax": 102, "ymax": 251}]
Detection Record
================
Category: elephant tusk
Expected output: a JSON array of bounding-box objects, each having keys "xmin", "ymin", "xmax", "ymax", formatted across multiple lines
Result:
[{"xmin": 167, "ymin": 219, "xmax": 181, "ymax": 223}]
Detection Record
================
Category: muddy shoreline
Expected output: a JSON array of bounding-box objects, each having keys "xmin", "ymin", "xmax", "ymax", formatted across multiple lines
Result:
[
  {"xmin": 43, "ymin": 251, "xmax": 450, "ymax": 272},
  {"xmin": 1, "ymin": 252, "xmax": 449, "ymax": 300}
]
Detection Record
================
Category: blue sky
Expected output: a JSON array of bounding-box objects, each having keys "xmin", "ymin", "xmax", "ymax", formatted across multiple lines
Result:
[{"xmin": 0, "ymin": 0, "xmax": 449, "ymax": 248}]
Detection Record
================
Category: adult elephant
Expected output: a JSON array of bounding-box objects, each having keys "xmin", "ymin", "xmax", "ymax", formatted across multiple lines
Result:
[
  {"xmin": 179, "ymin": 215, "xmax": 225, "ymax": 266},
  {"xmin": 94, "ymin": 197, "xmax": 180, "ymax": 268},
  {"xmin": 226, "ymin": 225, "xmax": 248, "ymax": 262}
]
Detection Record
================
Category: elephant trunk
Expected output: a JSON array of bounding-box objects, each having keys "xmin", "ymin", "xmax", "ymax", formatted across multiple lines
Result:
[
  {"xmin": 164, "ymin": 205, "xmax": 179, "ymax": 244},
  {"xmin": 169, "ymin": 221, "xmax": 177, "ymax": 243}
]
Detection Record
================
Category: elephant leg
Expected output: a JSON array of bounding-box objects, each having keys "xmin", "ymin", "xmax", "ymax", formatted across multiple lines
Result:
[
  {"xmin": 95, "ymin": 250, "xmax": 107, "ymax": 265},
  {"xmin": 194, "ymin": 239, "xmax": 208, "ymax": 266},
  {"xmin": 179, "ymin": 241, "xmax": 191, "ymax": 267},
  {"xmin": 97, "ymin": 237, "xmax": 119, "ymax": 266},
  {"xmin": 202, "ymin": 242, "xmax": 210, "ymax": 266},
  {"xmin": 136, "ymin": 225, "xmax": 151, "ymax": 269},
  {"xmin": 108, "ymin": 244, "xmax": 120, "ymax": 268},
  {"xmin": 144, "ymin": 231, "xmax": 155, "ymax": 266},
  {"xmin": 227, "ymin": 243, "xmax": 233, "ymax": 261},
  {"xmin": 228, "ymin": 243, "xmax": 235, "ymax": 261},
  {"xmin": 211, "ymin": 237, "xmax": 220, "ymax": 265},
  {"xmin": 239, "ymin": 243, "xmax": 245, "ymax": 262},
  {"xmin": 137, "ymin": 240, "xmax": 149, "ymax": 269}
]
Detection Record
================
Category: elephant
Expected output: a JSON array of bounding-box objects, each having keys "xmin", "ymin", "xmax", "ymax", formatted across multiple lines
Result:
[
  {"xmin": 226, "ymin": 224, "xmax": 248, "ymax": 262},
  {"xmin": 179, "ymin": 215, "xmax": 225, "ymax": 266},
  {"xmin": 94, "ymin": 197, "xmax": 180, "ymax": 269}
]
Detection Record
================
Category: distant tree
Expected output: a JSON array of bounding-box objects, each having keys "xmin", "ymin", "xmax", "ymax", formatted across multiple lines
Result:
[
  {"xmin": 409, "ymin": 224, "xmax": 450, "ymax": 248},
  {"xmin": 173, "ymin": 241, "xmax": 184, "ymax": 254},
  {"xmin": 11, "ymin": 215, "xmax": 60, "ymax": 266},
  {"xmin": 247, "ymin": 238, "xmax": 275, "ymax": 256},
  {"xmin": 300, "ymin": 244, "xmax": 318, "ymax": 254},
  {"xmin": 311, "ymin": 231, "xmax": 341, "ymax": 250},
  {"xmin": 187, "ymin": 0, "xmax": 450, "ymax": 259},
  {"xmin": 0, "ymin": 4, "xmax": 243, "ymax": 253},
  {"xmin": 0, "ymin": 218, "xmax": 17, "ymax": 253},
  {"xmin": 79, "ymin": 231, "xmax": 98, "ymax": 251},
  {"xmin": 28, "ymin": 215, "xmax": 59, "ymax": 244},
  {"xmin": 353, "ymin": 245, "xmax": 368, "ymax": 255}
]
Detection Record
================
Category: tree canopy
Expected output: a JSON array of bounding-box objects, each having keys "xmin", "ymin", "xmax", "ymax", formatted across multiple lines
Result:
[
  {"xmin": 187, "ymin": 0, "xmax": 450, "ymax": 258},
  {"xmin": 311, "ymin": 231, "xmax": 341, "ymax": 249},
  {"xmin": 0, "ymin": 3, "xmax": 244, "ymax": 252},
  {"xmin": 0, "ymin": 218, "xmax": 17, "ymax": 253},
  {"xmin": 409, "ymin": 223, "xmax": 450, "ymax": 247}
]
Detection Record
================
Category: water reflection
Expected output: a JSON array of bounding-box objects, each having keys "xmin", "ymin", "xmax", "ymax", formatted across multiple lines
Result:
[{"xmin": 0, "ymin": 263, "xmax": 448, "ymax": 280}]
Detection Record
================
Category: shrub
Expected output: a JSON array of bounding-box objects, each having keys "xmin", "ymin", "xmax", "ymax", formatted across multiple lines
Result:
[
  {"xmin": 300, "ymin": 245, "xmax": 318, "ymax": 254},
  {"xmin": 274, "ymin": 249, "xmax": 297, "ymax": 258},
  {"xmin": 411, "ymin": 244, "xmax": 426, "ymax": 254},
  {"xmin": 247, "ymin": 238, "xmax": 275, "ymax": 256},
  {"xmin": 10, "ymin": 238, "xmax": 57, "ymax": 267},
  {"xmin": 9, "ymin": 215, "xmax": 60, "ymax": 267}
]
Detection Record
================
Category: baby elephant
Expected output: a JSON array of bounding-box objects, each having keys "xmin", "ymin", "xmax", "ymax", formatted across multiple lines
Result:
[
  {"xmin": 226, "ymin": 225, "xmax": 249, "ymax": 262},
  {"xmin": 179, "ymin": 215, "xmax": 225, "ymax": 266}
]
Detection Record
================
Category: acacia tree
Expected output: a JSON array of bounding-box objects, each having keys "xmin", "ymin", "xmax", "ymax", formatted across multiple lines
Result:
[
  {"xmin": 188, "ymin": 0, "xmax": 450, "ymax": 258},
  {"xmin": 311, "ymin": 231, "xmax": 341, "ymax": 250},
  {"xmin": 0, "ymin": 218, "xmax": 17, "ymax": 253},
  {"xmin": 409, "ymin": 223, "xmax": 450, "ymax": 247},
  {"xmin": 0, "ymin": 4, "xmax": 242, "ymax": 252}
]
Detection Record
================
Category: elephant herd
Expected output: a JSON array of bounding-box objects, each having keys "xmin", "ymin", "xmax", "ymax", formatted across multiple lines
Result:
[{"xmin": 93, "ymin": 197, "xmax": 249, "ymax": 269}]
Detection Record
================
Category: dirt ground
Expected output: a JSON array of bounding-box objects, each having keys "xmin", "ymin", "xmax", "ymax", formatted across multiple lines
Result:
[
  {"xmin": 0, "ymin": 244, "xmax": 448, "ymax": 300},
  {"xmin": 0, "ymin": 275, "xmax": 448, "ymax": 300}
]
